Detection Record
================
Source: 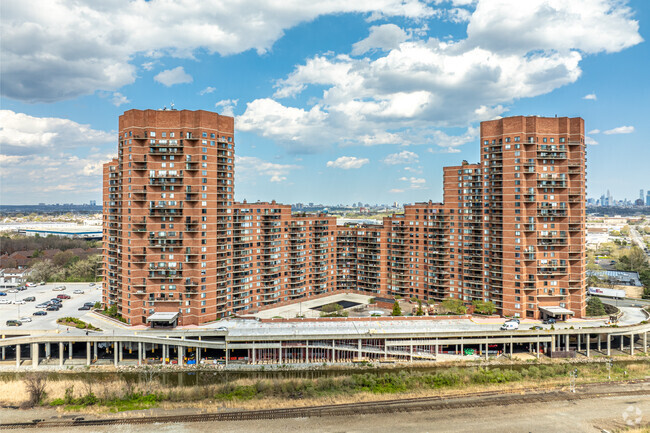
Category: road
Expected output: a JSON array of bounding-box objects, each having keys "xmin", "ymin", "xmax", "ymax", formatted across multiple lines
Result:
[
  {"xmin": 630, "ymin": 227, "xmax": 650, "ymax": 258},
  {"xmin": 601, "ymin": 297, "xmax": 649, "ymax": 326}
]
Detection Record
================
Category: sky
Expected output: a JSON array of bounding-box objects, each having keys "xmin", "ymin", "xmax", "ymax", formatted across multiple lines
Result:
[{"xmin": 1, "ymin": 0, "xmax": 649, "ymax": 206}]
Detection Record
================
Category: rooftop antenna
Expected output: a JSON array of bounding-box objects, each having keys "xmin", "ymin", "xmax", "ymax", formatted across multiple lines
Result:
[{"xmin": 171, "ymin": 102, "xmax": 175, "ymax": 110}]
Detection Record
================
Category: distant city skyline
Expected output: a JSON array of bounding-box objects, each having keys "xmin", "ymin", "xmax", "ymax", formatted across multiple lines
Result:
[{"xmin": 1, "ymin": 0, "xmax": 649, "ymax": 205}]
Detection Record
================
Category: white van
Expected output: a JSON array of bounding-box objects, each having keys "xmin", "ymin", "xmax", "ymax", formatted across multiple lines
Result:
[{"xmin": 500, "ymin": 321, "xmax": 519, "ymax": 331}]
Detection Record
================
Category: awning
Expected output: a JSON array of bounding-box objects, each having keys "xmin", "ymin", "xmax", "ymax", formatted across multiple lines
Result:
[
  {"xmin": 539, "ymin": 306, "xmax": 574, "ymax": 317},
  {"xmin": 146, "ymin": 312, "xmax": 179, "ymax": 323}
]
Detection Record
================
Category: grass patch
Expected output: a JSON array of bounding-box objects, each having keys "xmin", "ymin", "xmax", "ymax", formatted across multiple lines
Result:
[{"xmin": 56, "ymin": 317, "xmax": 101, "ymax": 331}]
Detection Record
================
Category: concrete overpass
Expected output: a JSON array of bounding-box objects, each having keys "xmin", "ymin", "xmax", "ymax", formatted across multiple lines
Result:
[{"xmin": 1, "ymin": 320, "xmax": 649, "ymax": 369}]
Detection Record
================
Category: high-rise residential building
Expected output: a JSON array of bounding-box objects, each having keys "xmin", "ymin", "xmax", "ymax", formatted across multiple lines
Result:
[
  {"xmin": 103, "ymin": 110, "xmax": 586, "ymax": 326},
  {"xmin": 646, "ymin": 191, "xmax": 650, "ymax": 206}
]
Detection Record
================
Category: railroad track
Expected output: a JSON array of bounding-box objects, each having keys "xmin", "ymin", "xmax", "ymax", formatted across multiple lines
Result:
[{"xmin": 1, "ymin": 379, "xmax": 648, "ymax": 429}]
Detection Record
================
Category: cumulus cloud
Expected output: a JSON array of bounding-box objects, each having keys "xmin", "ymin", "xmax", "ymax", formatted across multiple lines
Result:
[
  {"xmin": 237, "ymin": 0, "xmax": 641, "ymax": 154},
  {"xmin": 236, "ymin": 155, "xmax": 300, "ymax": 183},
  {"xmin": 215, "ymin": 99, "xmax": 238, "ymax": 117},
  {"xmin": 398, "ymin": 176, "xmax": 427, "ymax": 189},
  {"xmin": 154, "ymin": 67, "xmax": 193, "ymax": 86},
  {"xmin": 111, "ymin": 92, "xmax": 130, "ymax": 107},
  {"xmin": 603, "ymin": 125, "xmax": 635, "ymax": 135},
  {"xmin": 588, "ymin": 129, "xmax": 601, "ymax": 134},
  {"xmin": 585, "ymin": 136, "xmax": 598, "ymax": 145},
  {"xmin": 326, "ymin": 156, "xmax": 369, "ymax": 169},
  {"xmin": 351, "ymin": 24, "xmax": 409, "ymax": 55},
  {"xmin": 383, "ymin": 150, "xmax": 419, "ymax": 165},
  {"xmin": 1, "ymin": 0, "xmax": 435, "ymax": 102},
  {"xmin": 0, "ymin": 110, "xmax": 113, "ymax": 155},
  {"xmin": 199, "ymin": 86, "xmax": 217, "ymax": 95},
  {"xmin": 583, "ymin": 93, "xmax": 597, "ymax": 100}
]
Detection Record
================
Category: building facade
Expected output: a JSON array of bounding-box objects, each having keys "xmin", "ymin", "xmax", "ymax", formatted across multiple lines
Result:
[{"xmin": 103, "ymin": 111, "xmax": 586, "ymax": 325}]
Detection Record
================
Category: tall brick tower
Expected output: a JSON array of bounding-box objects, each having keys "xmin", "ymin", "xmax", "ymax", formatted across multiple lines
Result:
[
  {"xmin": 480, "ymin": 116, "xmax": 586, "ymax": 319},
  {"xmin": 103, "ymin": 109, "xmax": 235, "ymax": 326}
]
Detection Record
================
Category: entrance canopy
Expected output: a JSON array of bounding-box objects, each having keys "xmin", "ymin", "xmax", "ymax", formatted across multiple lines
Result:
[
  {"xmin": 539, "ymin": 306, "xmax": 574, "ymax": 318},
  {"xmin": 146, "ymin": 312, "xmax": 179, "ymax": 327}
]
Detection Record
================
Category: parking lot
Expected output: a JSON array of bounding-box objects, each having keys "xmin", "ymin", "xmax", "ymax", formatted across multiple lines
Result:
[{"xmin": 0, "ymin": 282, "xmax": 101, "ymax": 331}]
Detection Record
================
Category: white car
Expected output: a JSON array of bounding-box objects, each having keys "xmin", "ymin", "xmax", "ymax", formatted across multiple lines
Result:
[
  {"xmin": 20, "ymin": 317, "xmax": 32, "ymax": 322},
  {"xmin": 13, "ymin": 300, "xmax": 26, "ymax": 305},
  {"xmin": 73, "ymin": 289, "xmax": 85, "ymax": 294},
  {"xmin": 8, "ymin": 289, "xmax": 18, "ymax": 293},
  {"xmin": 52, "ymin": 287, "xmax": 66, "ymax": 291},
  {"xmin": 0, "ymin": 299, "xmax": 11, "ymax": 304},
  {"xmin": 26, "ymin": 283, "xmax": 37, "ymax": 287}
]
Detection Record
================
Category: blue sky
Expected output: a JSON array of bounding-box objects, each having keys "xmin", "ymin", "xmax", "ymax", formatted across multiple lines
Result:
[{"xmin": 1, "ymin": 0, "xmax": 649, "ymax": 205}]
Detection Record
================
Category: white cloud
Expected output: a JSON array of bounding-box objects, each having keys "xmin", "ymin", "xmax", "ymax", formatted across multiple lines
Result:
[
  {"xmin": 237, "ymin": 99, "xmax": 329, "ymax": 153},
  {"xmin": 0, "ymin": 110, "xmax": 113, "ymax": 155},
  {"xmin": 389, "ymin": 188, "xmax": 405, "ymax": 193},
  {"xmin": 603, "ymin": 125, "xmax": 635, "ymax": 135},
  {"xmin": 583, "ymin": 93, "xmax": 597, "ymax": 100},
  {"xmin": 141, "ymin": 61, "xmax": 157, "ymax": 71},
  {"xmin": 1, "ymin": 0, "xmax": 436, "ymax": 102},
  {"xmin": 111, "ymin": 92, "xmax": 130, "ymax": 107},
  {"xmin": 235, "ymin": 155, "xmax": 300, "ymax": 183},
  {"xmin": 398, "ymin": 176, "xmax": 427, "ymax": 189},
  {"xmin": 585, "ymin": 136, "xmax": 598, "ymax": 145},
  {"xmin": 588, "ymin": 129, "xmax": 600, "ymax": 134},
  {"xmin": 465, "ymin": 0, "xmax": 642, "ymax": 55},
  {"xmin": 351, "ymin": 24, "xmax": 409, "ymax": 55},
  {"xmin": 239, "ymin": 0, "xmax": 641, "ymax": 154},
  {"xmin": 383, "ymin": 150, "xmax": 419, "ymax": 165},
  {"xmin": 215, "ymin": 99, "xmax": 238, "ymax": 117},
  {"xmin": 326, "ymin": 156, "xmax": 369, "ymax": 169},
  {"xmin": 200, "ymin": 86, "xmax": 217, "ymax": 95},
  {"xmin": 154, "ymin": 67, "xmax": 193, "ymax": 87}
]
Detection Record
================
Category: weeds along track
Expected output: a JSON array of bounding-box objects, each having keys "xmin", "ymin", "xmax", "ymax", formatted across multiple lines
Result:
[{"xmin": 1, "ymin": 379, "xmax": 649, "ymax": 429}]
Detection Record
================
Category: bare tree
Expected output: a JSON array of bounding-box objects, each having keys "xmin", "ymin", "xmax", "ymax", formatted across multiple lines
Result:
[{"xmin": 24, "ymin": 373, "xmax": 48, "ymax": 407}]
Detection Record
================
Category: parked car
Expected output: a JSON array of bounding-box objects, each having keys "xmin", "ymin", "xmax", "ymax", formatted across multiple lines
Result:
[
  {"xmin": 8, "ymin": 289, "xmax": 18, "ymax": 293},
  {"xmin": 23, "ymin": 296, "xmax": 36, "ymax": 302},
  {"xmin": 53, "ymin": 286, "xmax": 66, "ymax": 291},
  {"xmin": 50, "ymin": 298, "xmax": 62, "ymax": 303},
  {"xmin": 530, "ymin": 325, "xmax": 544, "ymax": 330},
  {"xmin": 26, "ymin": 283, "xmax": 37, "ymax": 287},
  {"xmin": 17, "ymin": 286, "xmax": 27, "ymax": 291},
  {"xmin": 20, "ymin": 317, "xmax": 32, "ymax": 322},
  {"xmin": 39, "ymin": 281, "xmax": 46, "ymax": 285},
  {"xmin": 89, "ymin": 283, "xmax": 96, "ymax": 287},
  {"xmin": 505, "ymin": 318, "xmax": 520, "ymax": 324},
  {"xmin": 33, "ymin": 311, "xmax": 47, "ymax": 316},
  {"xmin": 84, "ymin": 302, "xmax": 96, "ymax": 307},
  {"xmin": 35, "ymin": 303, "xmax": 49, "ymax": 309},
  {"xmin": 0, "ymin": 299, "xmax": 11, "ymax": 304},
  {"xmin": 46, "ymin": 305, "xmax": 60, "ymax": 311},
  {"xmin": 6, "ymin": 320, "xmax": 22, "ymax": 326},
  {"xmin": 73, "ymin": 289, "xmax": 85, "ymax": 294},
  {"xmin": 542, "ymin": 317, "xmax": 556, "ymax": 325},
  {"xmin": 57, "ymin": 294, "xmax": 71, "ymax": 299},
  {"xmin": 0, "ymin": 292, "xmax": 6, "ymax": 296},
  {"xmin": 500, "ymin": 321, "xmax": 519, "ymax": 331},
  {"xmin": 13, "ymin": 300, "xmax": 26, "ymax": 305},
  {"xmin": 78, "ymin": 305, "xmax": 91, "ymax": 310}
]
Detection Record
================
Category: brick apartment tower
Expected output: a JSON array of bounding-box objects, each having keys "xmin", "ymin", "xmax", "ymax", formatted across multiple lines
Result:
[
  {"xmin": 104, "ymin": 111, "xmax": 586, "ymax": 325},
  {"xmin": 103, "ymin": 109, "xmax": 235, "ymax": 326},
  {"xmin": 479, "ymin": 116, "xmax": 586, "ymax": 318}
]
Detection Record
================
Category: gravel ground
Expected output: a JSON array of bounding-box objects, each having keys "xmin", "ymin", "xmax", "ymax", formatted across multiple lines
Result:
[{"xmin": 2, "ymin": 385, "xmax": 648, "ymax": 432}]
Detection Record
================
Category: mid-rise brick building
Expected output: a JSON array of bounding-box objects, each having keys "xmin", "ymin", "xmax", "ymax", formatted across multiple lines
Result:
[{"xmin": 103, "ymin": 110, "xmax": 585, "ymax": 325}]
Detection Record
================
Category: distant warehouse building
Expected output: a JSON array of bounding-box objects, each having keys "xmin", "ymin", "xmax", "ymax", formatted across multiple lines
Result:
[{"xmin": 18, "ymin": 227, "xmax": 102, "ymax": 240}]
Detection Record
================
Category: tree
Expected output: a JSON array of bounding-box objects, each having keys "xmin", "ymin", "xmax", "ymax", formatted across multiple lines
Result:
[
  {"xmin": 416, "ymin": 300, "xmax": 424, "ymax": 316},
  {"xmin": 472, "ymin": 300, "xmax": 496, "ymax": 315},
  {"xmin": 586, "ymin": 297, "xmax": 606, "ymax": 316},
  {"xmin": 29, "ymin": 259, "xmax": 57, "ymax": 282},
  {"xmin": 391, "ymin": 301, "xmax": 402, "ymax": 316},
  {"xmin": 441, "ymin": 299, "xmax": 467, "ymax": 315},
  {"xmin": 24, "ymin": 373, "xmax": 47, "ymax": 408}
]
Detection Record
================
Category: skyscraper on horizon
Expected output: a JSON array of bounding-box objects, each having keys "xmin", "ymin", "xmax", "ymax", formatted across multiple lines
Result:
[{"xmin": 103, "ymin": 110, "xmax": 586, "ymax": 326}]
